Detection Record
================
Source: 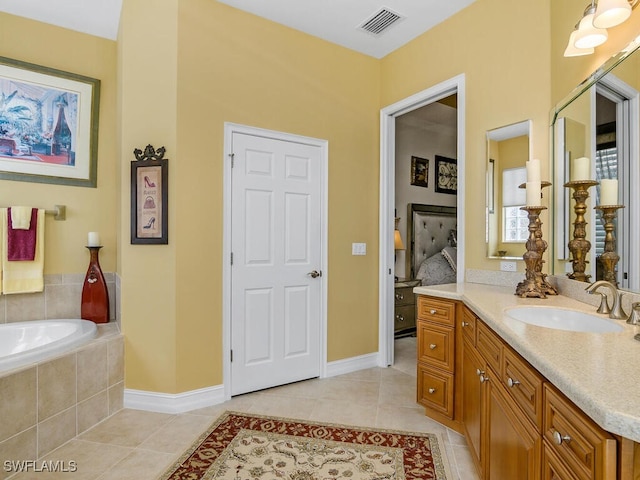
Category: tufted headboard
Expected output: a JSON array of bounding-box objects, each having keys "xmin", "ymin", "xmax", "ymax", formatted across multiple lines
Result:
[{"xmin": 406, "ymin": 204, "xmax": 457, "ymax": 280}]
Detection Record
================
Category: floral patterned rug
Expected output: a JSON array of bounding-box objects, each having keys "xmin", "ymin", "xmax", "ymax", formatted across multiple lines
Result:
[{"xmin": 160, "ymin": 411, "xmax": 453, "ymax": 480}]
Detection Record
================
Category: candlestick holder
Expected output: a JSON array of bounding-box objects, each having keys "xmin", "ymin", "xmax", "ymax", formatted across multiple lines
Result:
[
  {"xmin": 564, "ymin": 180, "xmax": 599, "ymax": 282},
  {"xmin": 81, "ymin": 246, "xmax": 110, "ymax": 324},
  {"xmin": 594, "ymin": 205, "xmax": 624, "ymax": 287},
  {"xmin": 515, "ymin": 206, "xmax": 558, "ymax": 298}
]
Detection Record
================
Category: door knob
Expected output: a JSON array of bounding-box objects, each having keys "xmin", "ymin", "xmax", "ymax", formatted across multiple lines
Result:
[{"xmin": 307, "ymin": 270, "xmax": 322, "ymax": 278}]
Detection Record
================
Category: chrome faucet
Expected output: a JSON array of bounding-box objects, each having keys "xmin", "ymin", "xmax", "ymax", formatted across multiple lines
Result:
[{"xmin": 585, "ymin": 280, "xmax": 628, "ymax": 320}]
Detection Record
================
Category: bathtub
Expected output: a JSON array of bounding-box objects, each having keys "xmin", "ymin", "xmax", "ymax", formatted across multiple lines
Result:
[{"xmin": 0, "ymin": 319, "xmax": 98, "ymax": 371}]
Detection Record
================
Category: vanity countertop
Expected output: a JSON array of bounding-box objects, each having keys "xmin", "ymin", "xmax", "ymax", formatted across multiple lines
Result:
[{"xmin": 414, "ymin": 282, "xmax": 640, "ymax": 443}]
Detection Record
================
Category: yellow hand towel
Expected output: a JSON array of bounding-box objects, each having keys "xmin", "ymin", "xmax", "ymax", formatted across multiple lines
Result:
[
  {"xmin": 10, "ymin": 206, "xmax": 33, "ymax": 230},
  {"xmin": 2, "ymin": 208, "xmax": 45, "ymax": 294}
]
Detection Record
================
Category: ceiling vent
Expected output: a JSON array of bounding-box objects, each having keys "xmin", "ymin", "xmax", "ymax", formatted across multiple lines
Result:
[{"xmin": 358, "ymin": 8, "xmax": 404, "ymax": 36}]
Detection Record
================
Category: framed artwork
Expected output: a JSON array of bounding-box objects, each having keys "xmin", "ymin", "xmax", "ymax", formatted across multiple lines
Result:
[
  {"xmin": 131, "ymin": 145, "xmax": 168, "ymax": 244},
  {"xmin": 435, "ymin": 155, "xmax": 457, "ymax": 195},
  {"xmin": 0, "ymin": 56, "xmax": 100, "ymax": 187},
  {"xmin": 410, "ymin": 156, "xmax": 429, "ymax": 187}
]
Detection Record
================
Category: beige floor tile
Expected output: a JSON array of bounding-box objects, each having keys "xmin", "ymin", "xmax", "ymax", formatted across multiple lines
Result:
[
  {"xmin": 137, "ymin": 414, "xmax": 214, "ymax": 454},
  {"xmin": 450, "ymin": 443, "xmax": 480, "ymax": 480},
  {"xmin": 316, "ymin": 378, "xmax": 381, "ymax": 404},
  {"xmin": 245, "ymin": 393, "xmax": 318, "ymax": 419},
  {"xmin": 78, "ymin": 409, "xmax": 174, "ymax": 448},
  {"xmin": 308, "ymin": 399, "xmax": 379, "ymax": 427},
  {"xmin": 95, "ymin": 449, "xmax": 175, "ymax": 480},
  {"xmin": 375, "ymin": 404, "xmax": 449, "ymax": 435}
]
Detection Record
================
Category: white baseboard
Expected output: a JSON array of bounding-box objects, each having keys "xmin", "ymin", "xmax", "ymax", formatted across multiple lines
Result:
[
  {"xmin": 124, "ymin": 352, "xmax": 380, "ymax": 413},
  {"xmin": 325, "ymin": 352, "xmax": 380, "ymax": 378},
  {"xmin": 124, "ymin": 384, "xmax": 225, "ymax": 414}
]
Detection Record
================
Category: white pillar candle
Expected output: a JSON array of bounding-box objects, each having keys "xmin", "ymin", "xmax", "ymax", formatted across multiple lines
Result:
[
  {"xmin": 526, "ymin": 159, "xmax": 541, "ymax": 183},
  {"xmin": 88, "ymin": 231, "xmax": 100, "ymax": 247},
  {"xmin": 526, "ymin": 181, "xmax": 542, "ymax": 206},
  {"xmin": 600, "ymin": 179, "xmax": 618, "ymax": 205},
  {"xmin": 571, "ymin": 156, "xmax": 591, "ymax": 181}
]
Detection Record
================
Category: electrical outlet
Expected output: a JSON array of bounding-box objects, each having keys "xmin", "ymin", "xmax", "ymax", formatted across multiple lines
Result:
[{"xmin": 500, "ymin": 261, "xmax": 517, "ymax": 272}]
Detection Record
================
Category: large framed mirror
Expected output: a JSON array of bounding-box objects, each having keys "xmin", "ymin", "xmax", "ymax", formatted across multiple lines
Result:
[
  {"xmin": 486, "ymin": 120, "xmax": 531, "ymax": 259},
  {"xmin": 552, "ymin": 41, "xmax": 640, "ymax": 290}
]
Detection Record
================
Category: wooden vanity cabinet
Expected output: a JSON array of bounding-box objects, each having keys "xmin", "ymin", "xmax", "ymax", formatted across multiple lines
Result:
[
  {"xmin": 416, "ymin": 295, "xmax": 461, "ymax": 431},
  {"xmin": 461, "ymin": 333, "xmax": 486, "ymax": 474}
]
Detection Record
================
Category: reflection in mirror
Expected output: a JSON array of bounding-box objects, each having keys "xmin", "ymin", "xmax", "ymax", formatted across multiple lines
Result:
[
  {"xmin": 486, "ymin": 120, "xmax": 531, "ymax": 259},
  {"xmin": 552, "ymin": 42, "xmax": 640, "ymax": 291}
]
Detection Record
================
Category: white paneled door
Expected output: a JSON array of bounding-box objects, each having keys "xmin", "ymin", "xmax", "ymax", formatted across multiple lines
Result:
[{"xmin": 230, "ymin": 130, "xmax": 323, "ymax": 396}]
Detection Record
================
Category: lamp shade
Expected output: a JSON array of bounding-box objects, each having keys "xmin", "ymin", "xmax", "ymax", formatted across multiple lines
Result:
[
  {"xmin": 574, "ymin": 9, "xmax": 608, "ymax": 49},
  {"xmin": 593, "ymin": 0, "xmax": 632, "ymax": 28},
  {"xmin": 394, "ymin": 230, "xmax": 405, "ymax": 250},
  {"xmin": 564, "ymin": 29, "xmax": 595, "ymax": 57}
]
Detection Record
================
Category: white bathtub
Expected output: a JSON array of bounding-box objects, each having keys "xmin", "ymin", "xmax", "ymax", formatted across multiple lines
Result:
[{"xmin": 0, "ymin": 319, "xmax": 98, "ymax": 372}]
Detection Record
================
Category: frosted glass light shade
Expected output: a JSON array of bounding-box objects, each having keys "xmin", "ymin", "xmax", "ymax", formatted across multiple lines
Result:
[
  {"xmin": 574, "ymin": 12, "xmax": 608, "ymax": 49},
  {"xmin": 564, "ymin": 29, "xmax": 595, "ymax": 57},
  {"xmin": 593, "ymin": 0, "xmax": 632, "ymax": 28}
]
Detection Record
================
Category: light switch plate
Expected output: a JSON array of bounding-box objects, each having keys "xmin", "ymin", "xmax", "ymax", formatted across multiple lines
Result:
[{"xmin": 352, "ymin": 243, "xmax": 367, "ymax": 255}]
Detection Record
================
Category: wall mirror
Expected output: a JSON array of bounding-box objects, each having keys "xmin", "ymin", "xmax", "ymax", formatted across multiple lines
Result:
[
  {"xmin": 486, "ymin": 120, "xmax": 531, "ymax": 259},
  {"xmin": 552, "ymin": 41, "xmax": 640, "ymax": 290}
]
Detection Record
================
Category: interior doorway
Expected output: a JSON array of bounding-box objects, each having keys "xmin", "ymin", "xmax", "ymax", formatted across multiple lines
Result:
[{"xmin": 378, "ymin": 75, "xmax": 466, "ymax": 367}]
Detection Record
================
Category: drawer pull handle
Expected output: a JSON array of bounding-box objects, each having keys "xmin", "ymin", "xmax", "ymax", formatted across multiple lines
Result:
[
  {"xmin": 479, "ymin": 374, "xmax": 489, "ymax": 384},
  {"xmin": 429, "ymin": 309, "xmax": 437, "ymax": 315},
  {"xmin": 476, "ymin": 368, "xmax": 485, "ymax": 376},
  {"xmin": 507, "ymin": 377, "xmax": 520, "ymax": 388},
  {"xmin": 396, "ymin": 314, "xmax": 405, "ymax": 322},
  {"xmin": 428, "ymin": 388, "xmax": 436, "ymax": 394},
  {"xmin": 429, "ymin": 343, "xmax": 437, "ymax": 350},
  {"xmin": 461, "ymin": 321, "xmax": 469, "ymax": 327},
  {"xmin": 553, "ymin": 431, "xmax": 571, "ymax": 445},
  {"xmin": 395, "ymin": 293, "xmax": 404, "ymax": 301}
]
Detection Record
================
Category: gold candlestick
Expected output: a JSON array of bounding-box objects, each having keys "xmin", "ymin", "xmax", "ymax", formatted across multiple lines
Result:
[
  {"xmin": 564, "ymin": 180, "xmax": 598, "ymax": 282},
  {"xmin": 515, "ymin": 205, "xmax": 558, "ymax": 298},
  {"xmin": 594, "ymin": 204, "xmax": 624, "ymax": 287}
]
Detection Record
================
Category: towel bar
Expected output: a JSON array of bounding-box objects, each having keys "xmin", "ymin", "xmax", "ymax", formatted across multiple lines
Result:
[{"xmin": 44, "ymin": 205, "xmax": 66, "ymax": 221}]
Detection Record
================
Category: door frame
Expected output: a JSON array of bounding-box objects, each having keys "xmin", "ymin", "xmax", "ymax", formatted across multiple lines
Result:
[
  {"xmin": 378, "ymin": 74, "xmax": 466, "ymax": 367},
  {"xmin": 222, "ymin": 122, "xmax": 329, "ymax": 400}
]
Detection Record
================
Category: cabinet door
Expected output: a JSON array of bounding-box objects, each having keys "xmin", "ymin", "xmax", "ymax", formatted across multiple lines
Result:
[
  {"xmin": 462, "ymin": 336, "xmax": 485, "ymax": 474},
  {"xmin": 485, "ymin": 378, "xmax": 541, "ymax": 480}
]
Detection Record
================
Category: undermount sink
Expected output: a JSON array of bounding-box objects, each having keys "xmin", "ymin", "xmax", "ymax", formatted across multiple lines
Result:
[{"xmin": 504, "ymin": 306, "xmax": 624, "ymax": 333}]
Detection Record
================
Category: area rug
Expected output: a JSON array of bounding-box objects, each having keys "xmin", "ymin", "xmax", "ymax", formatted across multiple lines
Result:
[{"xmin": 160, "ymin": 411, "xmax": 453, "ymax": 480}]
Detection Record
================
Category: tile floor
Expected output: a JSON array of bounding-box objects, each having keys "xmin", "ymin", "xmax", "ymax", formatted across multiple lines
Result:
[{"xmin": 6, "ymin": 337, "xmax": 479, "ymax": 480}]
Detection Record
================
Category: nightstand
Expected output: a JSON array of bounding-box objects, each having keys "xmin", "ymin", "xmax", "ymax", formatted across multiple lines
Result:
[{"xmin": 394, "ymin": 279, "xmax": 420, "ymax": 337}]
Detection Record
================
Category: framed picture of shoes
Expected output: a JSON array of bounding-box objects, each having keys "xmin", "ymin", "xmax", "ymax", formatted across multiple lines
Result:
[{"xmin": 131, "ymin": 144, "xmax": 168, "ymax": 244}]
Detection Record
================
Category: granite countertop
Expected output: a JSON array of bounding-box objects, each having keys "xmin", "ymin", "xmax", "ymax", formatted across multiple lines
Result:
[{"xmin": 414, "ymin": 282, "xmax": 640, "ymax": 442}]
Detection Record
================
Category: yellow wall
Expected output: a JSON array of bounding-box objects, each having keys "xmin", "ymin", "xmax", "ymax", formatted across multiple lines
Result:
[
  {"xmin": 0, "ymin": 14, "xmax": 118, "ymax": 274},
  {"xmin": 381, "ymin": 0, "xmax": 552, "ymax": 273}
]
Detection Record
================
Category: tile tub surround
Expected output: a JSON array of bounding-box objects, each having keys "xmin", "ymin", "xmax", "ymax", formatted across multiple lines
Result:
[
  {"xmin": 413, "ymin": 281, "xmax": 640, "ymax": 443},
  {"xmin": 0, "ymin": 325, "xmax": 123, "ymax": 475},
  {"xmin": 0, "ymin": 273, "xmax": 117, "ymax": 324}
]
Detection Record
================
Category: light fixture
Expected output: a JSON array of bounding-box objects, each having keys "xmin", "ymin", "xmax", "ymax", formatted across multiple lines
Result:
[
  {"xmin": 394, "ymin": 217, "xmax": 405, "ymax": 250},
  {"xmin": 593, "ymin": 0, "xmax": 632, "ymax": 28},
  {"xmin": 574, "ymin": 3, "xmax": 609, "ymax": 49},
  {"xmin": 564, "ymin": 28, "xmax": 596, "ymax": 56}
]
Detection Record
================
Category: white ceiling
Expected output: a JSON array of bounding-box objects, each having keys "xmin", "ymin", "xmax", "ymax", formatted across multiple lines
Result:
[{"xmin": 0, "ymin": 0, "xmax": 476, "ymax": 59}]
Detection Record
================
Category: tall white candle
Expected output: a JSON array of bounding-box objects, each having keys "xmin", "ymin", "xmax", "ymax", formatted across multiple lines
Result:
[
  {"xmin": 526, "ymin": 159, "xmax": 541, "ymax": 183},
  {"xmin": 88, "ymin": 232, "xmax": 100, "ymax": 247},
  {"xmin": 600, "ymin": 179, "xmax": 618, "ymax": 205},
  {"xmin": 526, "ymin": 181, "xmax": 542, "ymax": 206},
  {"xmin": 571, "ymin": 156, "xmax": 591, "ymax": 181}
]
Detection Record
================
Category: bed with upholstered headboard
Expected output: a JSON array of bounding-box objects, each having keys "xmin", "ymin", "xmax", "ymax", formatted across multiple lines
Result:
[{"xmin": 405, "ymin": 203, "xmax": 458, "ymax": 286}]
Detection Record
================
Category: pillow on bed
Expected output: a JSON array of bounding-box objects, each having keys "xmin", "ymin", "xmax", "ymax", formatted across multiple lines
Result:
[
  {"xmin": 416, "ymin": 252, "xmax": 456, "ymax": 286},
  {"xmin": 441, "ymin": 246, "xmax": 457, "ymax": 273}
]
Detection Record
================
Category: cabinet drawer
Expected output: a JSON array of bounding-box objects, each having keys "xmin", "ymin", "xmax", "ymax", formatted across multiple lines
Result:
[
  {"xmin": 542, "ymin": 440, "xmax": 580, "ymax": 480},
  {"xmin": 394, "ymin": 286, "xmax": 415, "ymax": 307},
  {"xmin": 502, "ymin": 347, "xmax": 544, "ymax": 432},
  {"xmin": 417, "ymin": 296, "xmax": 455, "ymax": 326},
  {"xmin": 395, "ymin": 305, "xmax": 416, "ymax": 332},
  {"xmin": 417, "ymin": 364, "xmax": 454, "ymax": 418},
  {"xmin": 461, "ymin": 307, "xmax": 477, "ymax": 344},
  {"xmin": 477, "ymin": 320, "xmax": 502, "ymax": 374},
  {"xmin": 417, "ymin": 321, "xmax": 455, "ymax": 372},
  {"xmin": 543, "ymin": 384, "xmax": 617, "ymax": 480}
]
